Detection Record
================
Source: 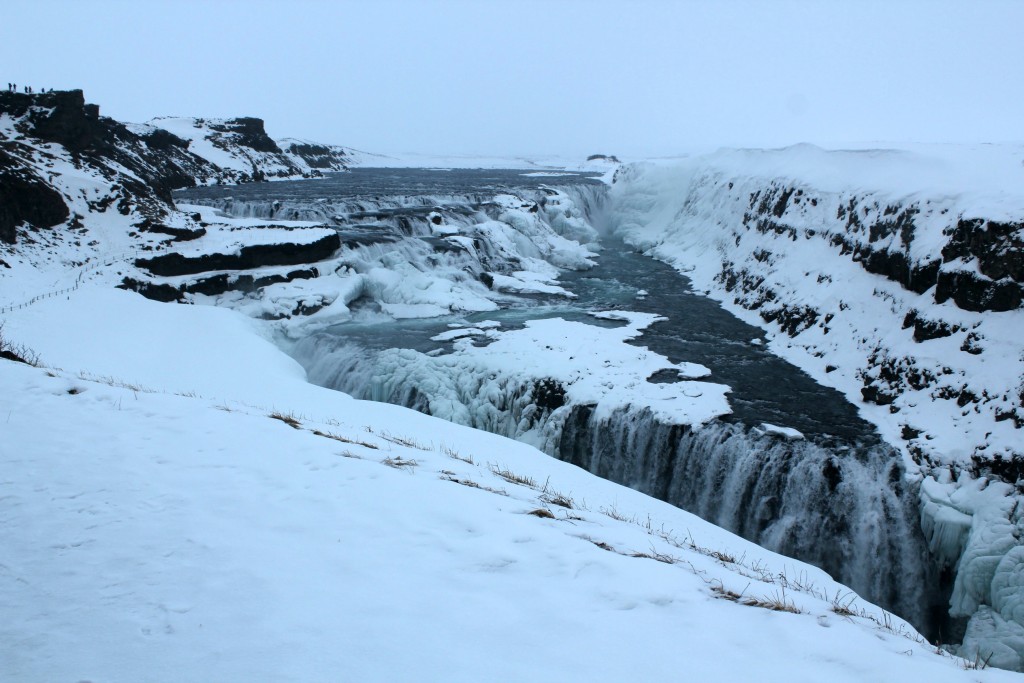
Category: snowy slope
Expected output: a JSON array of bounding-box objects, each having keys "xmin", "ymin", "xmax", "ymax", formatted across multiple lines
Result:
[
  {"xmin": 609, "ymin": 144, "xmax": 1024, "ymax": 463},
  {"xmin": 1, "ymin": 287, "xmax": 1015, "ymax": 682}
]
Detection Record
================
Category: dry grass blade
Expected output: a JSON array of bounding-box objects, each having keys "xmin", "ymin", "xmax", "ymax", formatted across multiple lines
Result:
[
  {"xmin": 742, "ymin": 589, "xmax": 801, "ymax": 614},
  {"xmin": 269, "ymin": 411, "xmax": 302, "ymax": 429},
  {"xmin": 312, "ymin": 429, "xmax": 380, "ymax": 450},
  {"xmin": 439, "ymin": 472, "xmax": 508, "ymax": 496},
  {"xmin": 375, "ymin": 431, "xmax": 431, "ymax": 450},
  {"xmin": 381, "ymin": 456, "xmax": 418, "ymax": 469},
  {"xmin": 441, "ymin": 444, "xmax": 475, "ymax": 464},
  {"xmin": 710, "ymin": 583, "xmax": 747, "ymax": 602},
  {"xmin": 489, "ymin": 463, "xmax": 537, "ymax": 488}
]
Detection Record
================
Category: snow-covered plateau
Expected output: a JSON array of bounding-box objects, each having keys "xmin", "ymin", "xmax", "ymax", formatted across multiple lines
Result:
[{"xmin": 2, "ymin": 88, "xmax": 1024, "ymax": 678}]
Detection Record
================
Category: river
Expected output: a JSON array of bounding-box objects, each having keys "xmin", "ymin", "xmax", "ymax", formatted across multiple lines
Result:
[{"xmin": 175, "ymin": 168, "xmax": 946, "ymax": 638}]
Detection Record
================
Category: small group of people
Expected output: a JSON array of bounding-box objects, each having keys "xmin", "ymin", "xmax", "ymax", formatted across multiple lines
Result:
[{"xmin": 7, "ymin": 83, "xmax": 51, "ymax": 94}]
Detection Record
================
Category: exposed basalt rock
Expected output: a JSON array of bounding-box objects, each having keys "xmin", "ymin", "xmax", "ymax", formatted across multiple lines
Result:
[
  {"xmin": 943, "ymin": 218, "xmax": 1024, "ymax": 282},
  {"xmin": 646, "ymin": 368, "xmax": 685, "ymax": 383},
  {"xmin": 860, "ymin": 352, "xmax": 942, "ymax": 404},
  {"xmin": 2, "ymin": 89, "xmax": 107, "ymax": 155},
  {"xmin": 182, "ymin": 267, "xmax": 318, "ymax": 296},
  {"xmin": 961, "ymin": 332, "xmax": 985, "ymax": 355},
  {"xmin": 201, "ymin": 117, "xmax": 281, "ymax": 154},
  {"xmin": 136, "ymin": 220, "xmax": 207, "ymax": 242},
  {"xmin": 0, "ymin": 148, "xmax": 69, "ymax": 243},
  {"xmin": 745, "ymin": 183, "xmax": 1023, "ymax": 312},
  {"xmin": 0, "ymin": 91, "xmax": 341, "ymax": 249},
  {"xmin": 719, "ymin": 264, "xmax": 816, "ymax": 336},
  {"xmin": 123, "ymin": 266, "xmax": 320, "ymax": 302},
  {"xmin": 1, "ymin": 90, "xmax": 207, "ymax": 202},
  {"xmin": 760, "ymin": 302, "xmax": 818, "ymax": 337},
  {"xmin": 119, "ymin": 277, "xmax": 185, "ymax": 303},
  {"xmin": 934, "ymin": 269, "xmax": 1023, "ymax": 313},
  {"xmin": 861, "ymin": 384, "xmax": 897, "ymax": 406},
  {"xmin": 902, "ymin": 310, "xmax": 961, "ymax": 342},
  {"xmin": 969, "ymin": 453, "xmax": 1024, "ymax": 485},
  {"xmin": 277, "ymin": 139, "xmax": 350, "ymax": 170},
  {"xmin": 135, "ymin": 232, "xmax": 341, "ymax": 276},
  {"xmin": 532, "ymin": 378, "xmax": 566, "ymax": 413},
  {"xmin": 0, "ymin": 89, "xmax": 233, "ymax": 243}
]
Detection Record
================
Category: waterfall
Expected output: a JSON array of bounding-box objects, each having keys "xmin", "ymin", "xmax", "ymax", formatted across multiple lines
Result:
[
  {"xmin": 292, "ymin": 332, "xmax": 947, "ymax": 638},
  {"xmin": 559, "ymin": 405, "xmax": 945, "ymax": 633}
]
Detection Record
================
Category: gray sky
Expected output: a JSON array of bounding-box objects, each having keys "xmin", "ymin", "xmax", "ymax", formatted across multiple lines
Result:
[{"xmin": 3, "ymin": 0, "xmax": 1021, "ymax": 157}]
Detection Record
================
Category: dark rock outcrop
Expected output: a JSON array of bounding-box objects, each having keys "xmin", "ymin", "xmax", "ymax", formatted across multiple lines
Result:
[
  {"xmin": 934, "ymin": 270, "xmax": 1023, "ymax": 313},
  {"xmin": 744, "ymin": 184, "xmax": 1023, "ymax": 313},
  {"xmin": 0, "ymin": 89, "xmax": 226, "ymax": 243},
  {"xmin": 135, "ymin": 232, "xmax": 341, "ymax": 276},
  {"xmin": 0, "ymin": 148, "xmax": 69, "ymax": 243},
  {"xmin": 122, "ymin": 267, "xmax": 320, "ymax": 302},
  {"xmin": 203, "ymin": 117, "xmax": 281, "ymax": 154},
  {"xmin": 278, "ymin": 139, "xmax": 350, "ymax": 171},
  {"xmin": 118, "ymin": 277, "xmax": 186, "ymax": 303}
]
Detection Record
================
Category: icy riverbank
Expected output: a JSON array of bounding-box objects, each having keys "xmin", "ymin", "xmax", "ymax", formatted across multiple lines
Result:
[{"xmin": 608, "ymin": 144, "xmax": 1024, "ymax": 668}]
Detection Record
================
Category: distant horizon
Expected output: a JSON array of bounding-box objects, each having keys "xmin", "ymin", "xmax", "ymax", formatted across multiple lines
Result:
[
  {"xmin": 4, "ymin": 0, "xmax": 1021, "ymax": 157},
  {"xmin": 23, "ymin": 86, "xmax": 1024, "ymax": 162}
]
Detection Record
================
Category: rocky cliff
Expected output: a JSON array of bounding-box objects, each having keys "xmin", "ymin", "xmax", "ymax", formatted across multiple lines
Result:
[
  {"xmin": 144, "ymin": 117, "xmax": 348, "ymax": 182},
  {"xmin": 609, "ymin": 149, "xmax": 1024, "ymax": 666},
  {"xmin": 0, "ymin": 89, "xmax": 353, "ymax": 251},
  {"xmin": 276, "ymin": 138, "xmax": 352, "ymax": 172},
  {"xmin": 610, "ymin": 149, "xmax": 1024, "ymax": 469},
  {"xmin": 0, "ymin": 89, "xmax": 215, "ymax": 244}
]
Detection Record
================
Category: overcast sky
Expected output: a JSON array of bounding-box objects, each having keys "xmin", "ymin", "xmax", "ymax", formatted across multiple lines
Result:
[{"xmin": 2, "ymin": 0, "xmax": 1021, "ymax": 158}]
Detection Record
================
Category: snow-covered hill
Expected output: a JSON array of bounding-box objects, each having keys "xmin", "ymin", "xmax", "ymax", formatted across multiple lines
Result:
[{"xmin": 2, "ymin": 286, "xmax": 1016, "ymax": 682}]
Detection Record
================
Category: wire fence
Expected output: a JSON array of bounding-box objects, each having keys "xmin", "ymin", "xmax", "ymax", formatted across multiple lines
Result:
[{"xmin": 0, "ymin": 247, "xmax": 143, "ymax": 315}]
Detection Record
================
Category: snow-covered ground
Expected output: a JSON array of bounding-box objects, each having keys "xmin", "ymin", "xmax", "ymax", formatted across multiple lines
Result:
[
  {"xmin": 610, "ymin": 143, "xmax": 1024, "ymax": 461},
  {"xmin": 2, "ymin": 286, "xmax": 1016, "ymax": 682}
]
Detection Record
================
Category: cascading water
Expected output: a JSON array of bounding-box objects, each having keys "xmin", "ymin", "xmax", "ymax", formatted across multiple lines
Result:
[
  {"xmin": 179, "ymin": 168, "xmax": 951, "ymax": 642},
  {"xmin": 558, "ymin": 406, "xmax": 943, "ymax": 631},
  {"xmin": 292, "ymin": 329, "xmax": 945, "ymax": 637}
]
